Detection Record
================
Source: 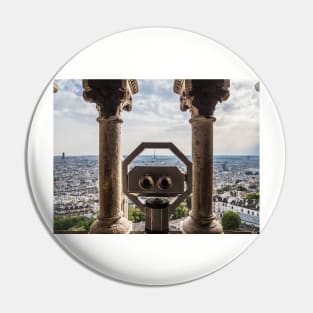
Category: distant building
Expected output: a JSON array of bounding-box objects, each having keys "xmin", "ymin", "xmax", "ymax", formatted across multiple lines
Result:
[{"xmin": 213, "ymin": 195, "xmax": 259, "ymax": 229}]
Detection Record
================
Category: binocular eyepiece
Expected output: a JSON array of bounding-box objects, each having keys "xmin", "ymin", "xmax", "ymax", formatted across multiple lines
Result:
[
  {"xmin": 138, "ymin": 175, "xmax": 173, "ymax": 191},
  {"xmin": 139, "ymin": 175, "xmax": 154, "ymax": 190},
  {"xmin": 126, "ymin": 165, "xmax": 186, "ymax": 196},
  {"xmin": 157, "ymin": 176, "xmax": 172, "ymax": 190}
]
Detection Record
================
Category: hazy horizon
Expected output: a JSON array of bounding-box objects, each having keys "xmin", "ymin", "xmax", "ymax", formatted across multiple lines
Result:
[{"xmin": 54, "ymin": 153, "xmax": 260, "ymax": 157}]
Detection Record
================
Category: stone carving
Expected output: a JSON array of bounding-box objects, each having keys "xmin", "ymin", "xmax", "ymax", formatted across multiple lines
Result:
[
  {"xmin": 82, "ymin": 80, "xmax": 137, "ymax": 118},
  {"xmin": 53, "ymin": 82, "xmax": 59, "ymax": 93},
  {"xmin": 175, "ymin": 79, "xmax": 230, "ymax": 117}
]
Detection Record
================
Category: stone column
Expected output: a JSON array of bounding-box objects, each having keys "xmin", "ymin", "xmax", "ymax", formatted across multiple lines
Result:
[
  {"xmin": 174, "ymin": 79, "xmax": 230, "ymax": 233},
  {"xmin": 83, "ymin": 79, "xmax": 138, "ymax": 233}
]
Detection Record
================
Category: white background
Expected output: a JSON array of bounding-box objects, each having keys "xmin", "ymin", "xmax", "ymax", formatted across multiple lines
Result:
[{"xmin": 0, "ymin": 1, "xmax": 312, "ymax": 312}]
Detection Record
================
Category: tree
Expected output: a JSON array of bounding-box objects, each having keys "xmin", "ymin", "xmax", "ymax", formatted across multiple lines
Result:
[
  {"xmin": 237, "ymin": 185, "xmax": 247, "ymax": 192},
  {"xmin": 216, "ymin": 185, "xmax": 232, "ymax": 194},
  {"xmin": 128, "ymin": 206, "xmax": 145, "ymax": 223},
  {"xmin": 246, "ymin": 192, "xmax": 259, "ymax": 200},
  {"xmin": 172, "ymin": 203, "xmax": 189, "ymax": 220},
  {"xmin": 222, "ymin": 185, "xmax": 231, "ymax": 192},
  {"xmin": 54, "ymin": 216, "xmax": 94, "ymax": 232},
  {"xmin": 221, "ymin": 211, "xmax": 241, "ymax": 231}
]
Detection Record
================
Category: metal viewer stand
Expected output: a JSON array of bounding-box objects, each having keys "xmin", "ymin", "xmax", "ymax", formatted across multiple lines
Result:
[{"xmin": 123, "ymin": 142, "xmax": 192, "ymax": 234}]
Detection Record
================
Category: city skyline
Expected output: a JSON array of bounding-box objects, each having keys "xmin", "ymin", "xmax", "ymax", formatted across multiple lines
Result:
[
  {"xmin": 54, "ymin": 153, "xmax": 259, "ymax": 157},
  {"xmin": 54, "ymin": 79, "xmax": 259, "ymax": 156},
  {"xmin": 54, "ymin": 154, "xmax": 259, "ymax": 233}
]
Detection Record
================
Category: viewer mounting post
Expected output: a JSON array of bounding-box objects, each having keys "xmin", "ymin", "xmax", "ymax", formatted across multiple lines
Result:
[
  {"xmin": 82, "ymin": 79, "xmax": 138, "ymax": 233},
  {"xmin": 174, "ymin": 80, "xmax": 230, "ymax": 233}
]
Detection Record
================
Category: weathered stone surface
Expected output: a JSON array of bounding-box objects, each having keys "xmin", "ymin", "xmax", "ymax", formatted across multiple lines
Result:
[
  {"xmin": 97, "ymin": 117, "xmax": 123, "ymax": 220},
  {"xmin": 174, "ymin": 79, "xmax": 229, "ymax": 117},
  {"xmin": 83, "ymin": 79, "xmax": 138, "ymax": 118},
  {"xmin": 182, "ymin": 215, "xmax": 223, "ymax": 234},
  {"xmin": 53, "ymin": 82, "xmax": 59, "ymax": 93},
  {"xmin": 174, "ymin": 80, "xmax": 230, "ymax": 234},
  {"xmin": 82, "ymin": 80, "xmax": 138, "ymax": 234},
  {"xmin": 89, "ymin": 217, "xmax": 130, "ymax": 234}
]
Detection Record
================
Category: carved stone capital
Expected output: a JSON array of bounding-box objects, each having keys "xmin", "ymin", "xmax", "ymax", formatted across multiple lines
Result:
[
  {"xmin": 174, "ymin": 79, "xmax": 230, "ymax": 117},
  {"xmin": 53, "ymin": 82, "xmax": 59, "ymax": 93},
  {"xmin": 82, "ymin": 79, "xmax": 138, "ymax": 118}
]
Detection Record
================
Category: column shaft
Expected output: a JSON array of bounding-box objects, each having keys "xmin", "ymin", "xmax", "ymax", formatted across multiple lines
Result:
[
  {"xmin": 97, "ymin": 116, "xmax": 122, "ymax": 220},
  {"xmin": 82, "ymin": 78, "xmax": 139, "ymax": 234},
  {"xmin": 175, "ymin": 79, "xmax": 230, "ymax": 234},
  {"xmin": 182, "ymin": 115, "xmax": 222, "ymax": 233},
  {"xmin": 89, "ymin": 115, "xmax": 130, "ymax": 233},
  {"xmin": 190, "ymin": 116, "xmax": 215, "ymax": 221}
]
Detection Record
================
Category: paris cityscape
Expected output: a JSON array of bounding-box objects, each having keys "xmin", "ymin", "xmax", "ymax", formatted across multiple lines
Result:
[
  {"xmin": 54, "ymin": 79, "xmax": 259, "ymax": 233},
  {"xmin": 54, "ymin": 154, "xmax": 260, "ymax": 233}
]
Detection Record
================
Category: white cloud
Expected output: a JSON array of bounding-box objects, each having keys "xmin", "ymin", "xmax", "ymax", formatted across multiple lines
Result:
[
  {"xmin": 54, "ymin": 79, "xmax": 259, "ymax": 156},
  {"xmin": 214, "ymin": 80, "xmax": 259, "ymax": 155}
]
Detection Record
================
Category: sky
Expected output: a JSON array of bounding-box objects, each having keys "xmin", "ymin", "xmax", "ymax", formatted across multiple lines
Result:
[{"xmin": 54, "ymin": 79, "xmax": 259, "ymax": 156}]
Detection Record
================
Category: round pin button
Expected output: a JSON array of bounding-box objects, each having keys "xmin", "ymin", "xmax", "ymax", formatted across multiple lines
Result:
[{"xmin": 27, "ymin": 27, "xmax": 285, "ymax": 285}]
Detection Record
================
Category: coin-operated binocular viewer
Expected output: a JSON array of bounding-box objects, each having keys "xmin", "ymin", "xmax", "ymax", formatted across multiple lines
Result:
[{"xmin": 123, "ymin": 142, "xmax": 192, "ymax": 233}]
